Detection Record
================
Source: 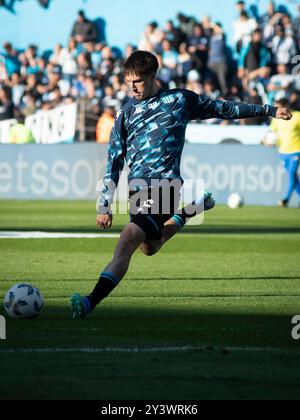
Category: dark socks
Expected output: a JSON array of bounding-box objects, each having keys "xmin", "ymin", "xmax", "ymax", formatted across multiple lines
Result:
[{"xmin": 88, "ymin": 272, "xmax": 120, "ymax": 308}]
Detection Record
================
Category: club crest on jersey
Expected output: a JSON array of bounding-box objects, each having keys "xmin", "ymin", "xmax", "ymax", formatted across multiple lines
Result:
[
  {"xmin": 162, "ymin": 96, "xmax": 175, "ymax": 104},
  {"xmin": 134, "ymin": 106, "xmax": 144, "ymax": 115},
  {"xmin": 148, "ymin": 101, "xmax": 159, "ymax": 110}
]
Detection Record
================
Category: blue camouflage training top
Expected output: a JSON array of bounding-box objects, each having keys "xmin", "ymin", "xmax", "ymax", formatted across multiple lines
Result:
[{"xmin": 97, "ymin": 88, "xmax": 277, "ymax": 213}]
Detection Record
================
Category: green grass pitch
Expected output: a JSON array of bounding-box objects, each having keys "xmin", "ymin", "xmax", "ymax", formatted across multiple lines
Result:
[{"xmin": 0, "ymin": 200, "xmax": 300, "ymax": 400}]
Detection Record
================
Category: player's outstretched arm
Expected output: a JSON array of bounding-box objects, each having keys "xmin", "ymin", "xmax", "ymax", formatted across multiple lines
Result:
[{"xmin": 275, "ymin": 107, "xmax": 293, "ymax": 121}]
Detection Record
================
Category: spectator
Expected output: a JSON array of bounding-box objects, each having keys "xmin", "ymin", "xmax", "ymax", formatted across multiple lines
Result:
[
  {"xmin": 2, "ymin": 42, "xmax": 21, "ymax": 77},
  {"xmin": 71, "ymin": 10, "xmax": 98, "ymax": 44},
  {"xmin": 235, "ymin": 1, "xmax": 247, "ymax": 16},
  {"xmin": 9, "ymin": 115, "xmax": 35, "ymax": 144},
  {"xmin": 207, "ymin": 22, "xmax": 229, "ymax": 96},
  {"xmin": 139, "ymin": 21, "xmax": 164, "ymax": 52},
  {"xmin": 49, "ymin": 43, "xmax": 63, "ymax": 65},
  {"xmin": 238, "ymin": 29, "xmax": 270, "ymax": 74},
  {"xmin": 161, "ymin": 39, "xmax": 178, "ymax": 71},
  {"xmin": 188, "ymin": 24, "xmax": 209, "ymax": 77},
  {"xmin": 96, "ymin": 106, "xmax": 115, "ymax": 143},
  {"xmin": 271, "ymin": 25, "xmax": 297, "ymax": 67},
  {"xmin": 243, "ymin": 86, "xmax": 267, "ymax": 125},
  {"xmin": 59, "ymin": 37, "xmax": 78, "ymax": 86},
  {"xmin": 203, "ymin": 79, "xmax": 220, "ymax": 100},
  {"xmin": 267, "ymin": 64, "xmax": 295, "ymax": 104},
  {"xmin": 164, "ymin": 20, "xmax": 185, "ymax": 51},
  {"xmin": 0, "ymin": 85, "xmax": 14, "ymax": 120},
  {"xmin": 233, "ymin": 11, "xmax": 257, "ymax": 53},
  {"xmin": 259, "ymin": 1, "xmax": 276, "ymax": 29},
  {"xmin": 9, "ymin": 72, "xmax": 24, "ymax": 107},
  {"xmin": 177, "ymin": 42, "xmax": 193, "ymax": 84},
  {"xmin": 176, "ymin": 13, "xmax": 196, "ymax": 38}
]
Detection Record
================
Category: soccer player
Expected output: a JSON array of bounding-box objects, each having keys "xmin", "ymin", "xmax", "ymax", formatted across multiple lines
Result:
[{"xmin": 71, "ymin": 50, "xmax": 292, "ymax": 319}]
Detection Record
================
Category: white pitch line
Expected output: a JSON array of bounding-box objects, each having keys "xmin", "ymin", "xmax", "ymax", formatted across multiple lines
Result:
[
  {"xmin": 0, "ymin": 346, "xmax": 296, "ymax": 354},
  {"xmin": 0, "ymin": 231, "xmax": 120, "ymax": 239}
]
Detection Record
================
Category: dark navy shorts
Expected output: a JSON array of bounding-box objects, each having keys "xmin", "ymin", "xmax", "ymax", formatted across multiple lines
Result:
[{"xmin": 129, "ymin": 186, "xmax": 181, "ymax": 241}]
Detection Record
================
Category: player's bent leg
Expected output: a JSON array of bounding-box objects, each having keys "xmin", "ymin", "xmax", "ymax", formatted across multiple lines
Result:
[
  {"xmin": 139, "ymin": 191, "xmax": 216, "ymax": 256},
  {"xmin": 139, "ymin": 238, "xmax": 163, "ymax": 256},
  {"xmin": 71, "ymin": 223, "xmax": 146, "ymax": 319}
]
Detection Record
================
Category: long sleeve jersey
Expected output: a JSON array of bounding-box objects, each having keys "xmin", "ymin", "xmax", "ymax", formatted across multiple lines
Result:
[{"xmin": 97, "ymin": 88, "xmax": 277, "ymax": 213}]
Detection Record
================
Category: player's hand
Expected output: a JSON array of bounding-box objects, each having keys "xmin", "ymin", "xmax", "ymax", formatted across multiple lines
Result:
[
  {"xmin": 275, "ymin": 107, "xmax": 293, "ymax": 121},
  {"xmin": 96, "ymin": 214, "xmax": 113, "ymax": 230}
]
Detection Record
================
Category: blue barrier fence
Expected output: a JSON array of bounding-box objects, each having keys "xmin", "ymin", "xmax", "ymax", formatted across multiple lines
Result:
[{"xmin": 0, "ymin": 143, "xmax": 298, "ymax": 206}]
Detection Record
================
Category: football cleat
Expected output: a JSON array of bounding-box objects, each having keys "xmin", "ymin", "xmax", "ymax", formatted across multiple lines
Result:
[{"xmin": 70, "ymin": 293, "xmax": 92, "ymax": 319}]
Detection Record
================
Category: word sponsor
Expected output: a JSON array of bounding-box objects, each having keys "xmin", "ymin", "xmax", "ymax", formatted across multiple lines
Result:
[{"xmin": 291, "ymin": 316, "xmax": 300, "ymax": 341}]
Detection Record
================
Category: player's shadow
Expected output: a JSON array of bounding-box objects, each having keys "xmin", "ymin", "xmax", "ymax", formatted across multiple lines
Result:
[{"xmin": 1, "ymin": 305, "xmax": 299, "ymax": 400}]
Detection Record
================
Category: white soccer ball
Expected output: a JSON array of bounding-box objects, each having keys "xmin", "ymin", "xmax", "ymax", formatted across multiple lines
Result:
[
  {"xmin": 227, "ymin": 193, "xmax": 244, "ymax": 209},
  {"xmin": 3, "ymin": 283, "xmax": 44, "ymax": 319}
]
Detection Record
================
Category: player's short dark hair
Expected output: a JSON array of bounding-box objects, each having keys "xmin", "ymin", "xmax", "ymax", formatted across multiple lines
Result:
[{"xmin": 123, "ymin": 51, "xmax": 159, "ymax": 77}]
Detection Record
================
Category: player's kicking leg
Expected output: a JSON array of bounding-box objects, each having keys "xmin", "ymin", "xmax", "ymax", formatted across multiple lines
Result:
[
  {"xmin": 71, "ymin": 223, "xmax": 146, "ymax": 319},
  {"xmin": 139, "ymin": 190, "xmax": 215, "ymax": 256}
]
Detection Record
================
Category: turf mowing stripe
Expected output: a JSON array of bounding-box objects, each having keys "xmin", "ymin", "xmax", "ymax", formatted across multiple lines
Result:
[
  {"xmin": 0, "ymin": 346, "xmax": 297, "ymax": 354},
  {"xmin": 0, "ymin": 231, "xmax": 120, "ymax": 239}
]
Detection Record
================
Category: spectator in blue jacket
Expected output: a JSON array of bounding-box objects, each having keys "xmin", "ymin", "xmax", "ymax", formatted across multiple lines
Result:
[{"xmin": 238, "ymin": 29, "xmax": 270, "ymax": 74}]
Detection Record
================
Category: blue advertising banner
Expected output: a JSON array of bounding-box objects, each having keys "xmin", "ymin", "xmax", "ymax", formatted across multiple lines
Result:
[{"xmin": 0, "ymin": 144, "xmax": 298, "ymax": 206}]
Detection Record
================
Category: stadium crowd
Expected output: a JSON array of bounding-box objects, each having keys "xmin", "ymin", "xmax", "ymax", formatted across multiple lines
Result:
[{"xmin": 0, "ymin": 1, "xmax": 300, "ymax": 141}]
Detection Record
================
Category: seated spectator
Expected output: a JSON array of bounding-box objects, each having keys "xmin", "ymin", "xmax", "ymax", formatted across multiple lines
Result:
[
  {"xmin": 101, "ymin": 84, "xmax": 121, "ymax": 110},
  {"xmin": 243, "ymin": 86, "xmax": 267, "ymax": 125},
  {"xmin": 185, "ymin": 69, "xmax": 202, "ymax": 95},
  {"xmin": 238, "ymin": 29, "xmax": 270, "ymax": 74},
  {"xmin": 96, "ymin": 106, "xmax": 115, "ymax": 143},
  {"xmin": 203, "ymin": 79, "xmax": 220, "ymax": 100},
  {"xmin": 21, "ymin": 91, "xmax": 37, "ymax": 117},
  {"xmin": 156, "ymin": 53, "xmax": 176, "ymax": 89},
  {"xmin": 267, "ymin": 64, "xmax": 295, "ymax": 104},
  {"xmin": 0, "ymin": 85, "xmax": 14, "ymax": 120},
  {"xmin": 2, "ymin": 42, "xmax": 21, "ymax": 77},
  {"xmin": 71, "ymin": 10, "xmax": 98, "ymax": 44},
  {"xmin": 49, "ymin": 43, "xmax": 63, "ymax": 65},
  {"xmin": 9, "ymin": 72, "xmax": 24, "ymax": 107},
  {"xmin": 161, "ymin": 39, "xmax": 178, "ymax": 70}
]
